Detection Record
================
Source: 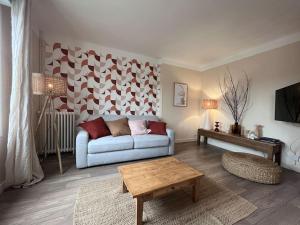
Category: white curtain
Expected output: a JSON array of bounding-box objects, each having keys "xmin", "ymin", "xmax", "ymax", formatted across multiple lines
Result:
[
  {"xmin": 5, "ymin": 0, "xmax": 44, "ymax": 188},
  {"xmin": 0, "ymin": 4, "xmax": 11, "ymax": 192}
]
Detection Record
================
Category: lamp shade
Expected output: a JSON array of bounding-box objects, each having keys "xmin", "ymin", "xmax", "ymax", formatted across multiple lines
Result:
[
  {"xmin": 32, "ymin": 73, "xmax": 67, "ymax": 96},
  {"xmin": 202, "ymin": 99, "xmax": 218, "ymax": 109}
]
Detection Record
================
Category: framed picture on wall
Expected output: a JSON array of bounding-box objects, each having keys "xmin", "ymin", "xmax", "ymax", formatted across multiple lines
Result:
[{"xmin": 173, "ymin": 82, "xmax": 188, "ymax": 107}]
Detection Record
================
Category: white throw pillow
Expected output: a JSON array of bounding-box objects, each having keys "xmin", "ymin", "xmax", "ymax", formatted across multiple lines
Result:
[{"xmin": 128, "ymin": 120, "xmax": 149, "ymax": 135}]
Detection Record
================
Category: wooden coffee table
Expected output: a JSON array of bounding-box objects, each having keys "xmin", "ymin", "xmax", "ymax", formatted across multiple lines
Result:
[{"xmin": 118, "ymin": 157, "xmax": 204, "ymax": 225}]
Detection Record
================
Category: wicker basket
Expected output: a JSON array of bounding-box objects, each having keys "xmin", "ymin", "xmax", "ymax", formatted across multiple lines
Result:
[{"xmin": 222, "ymin": 152, "xmax": 282, "ymax": 184}]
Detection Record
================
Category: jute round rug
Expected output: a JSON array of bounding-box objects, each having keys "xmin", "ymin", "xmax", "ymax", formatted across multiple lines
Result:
[{"xmin": 73, "ymin": 175, "xmax": 256, "ymax": 225}]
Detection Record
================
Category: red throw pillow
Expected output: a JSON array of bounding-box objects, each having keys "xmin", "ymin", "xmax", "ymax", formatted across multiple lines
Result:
[
  {"xmin": 148, "ymin": 121, "xmax": 167, "ymax": 135},
  {"xmin": 79, "ymin": 117, "xmax": 111, "ymax": 139}
]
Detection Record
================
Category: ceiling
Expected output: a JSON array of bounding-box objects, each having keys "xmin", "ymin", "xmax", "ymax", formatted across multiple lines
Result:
[{"xmin": 32, "ymin": 0, "xmax": 300, "ymax": 71}]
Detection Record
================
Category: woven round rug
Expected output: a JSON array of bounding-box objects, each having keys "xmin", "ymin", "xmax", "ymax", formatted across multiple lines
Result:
[{"xmin": 73, "ymin": 175, "xmax": 256, "ymax": 225}]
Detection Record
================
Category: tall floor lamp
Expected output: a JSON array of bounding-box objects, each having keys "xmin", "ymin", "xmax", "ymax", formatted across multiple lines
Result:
[
  {"xmin": 202, "ymin": 99, "xmax": 218, "ymax": 130},
  {"xmin": 32, "ymin": 73, "xmax": 67, "ymax": 174}
]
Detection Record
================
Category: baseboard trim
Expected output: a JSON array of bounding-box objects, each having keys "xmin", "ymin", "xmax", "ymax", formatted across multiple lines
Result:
[{"xmin": 175, "ymin": 138, "xmax": 197, "ymax": 143}]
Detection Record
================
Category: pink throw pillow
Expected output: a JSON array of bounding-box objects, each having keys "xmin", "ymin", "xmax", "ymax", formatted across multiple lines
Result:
[{"xmin": 128, "ymin": 120, "xmax": 149, "ymax": 135}]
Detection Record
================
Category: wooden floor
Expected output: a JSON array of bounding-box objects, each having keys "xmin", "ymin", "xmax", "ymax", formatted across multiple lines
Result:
[{"xmin": 0, "ymin": 142, "xmax": 300, "ymax": 225}]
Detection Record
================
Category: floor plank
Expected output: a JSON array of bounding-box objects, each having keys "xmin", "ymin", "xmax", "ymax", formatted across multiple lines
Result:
[{"xmin": 0, "ymin": 142, "xmax": 300, "ymax": 225}]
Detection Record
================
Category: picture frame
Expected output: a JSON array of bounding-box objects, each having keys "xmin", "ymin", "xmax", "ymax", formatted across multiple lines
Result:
[{"xmin": 173, "ymin": 82, "xmax": 188, "ymax": 107}]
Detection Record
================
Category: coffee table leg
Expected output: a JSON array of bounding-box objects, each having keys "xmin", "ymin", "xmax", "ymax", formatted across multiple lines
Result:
[
  {"xmin": 135, "ymin": 197, "xmax": 143, "ymax": 225},
  {"xmin": 122, "ymin": 181, "xmax": 128, "ymax": 193},
  {"xmin": 192, "ymin": 178, "xmax": 200, "ymax": 203}
]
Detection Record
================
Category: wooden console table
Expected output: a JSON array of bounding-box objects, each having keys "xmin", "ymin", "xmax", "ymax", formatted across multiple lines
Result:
[{"xmin": 197, "ymin": 129, "xmax": 282, "ymax": 165}]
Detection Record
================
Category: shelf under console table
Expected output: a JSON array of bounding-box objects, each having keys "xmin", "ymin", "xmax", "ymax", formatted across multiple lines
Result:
[{"xmin": 197, "ymin": 128, "xmax": 282, "ymax": 165}]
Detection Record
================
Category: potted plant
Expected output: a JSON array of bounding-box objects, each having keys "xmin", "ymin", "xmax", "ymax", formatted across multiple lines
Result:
[{"xmin": 219, "ymin": 68, "xmax": 250, "ymax": 135}]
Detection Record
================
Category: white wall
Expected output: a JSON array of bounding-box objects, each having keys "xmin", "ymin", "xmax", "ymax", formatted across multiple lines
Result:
[
  {"xmin": 160, "ymin": 64, "xmax": 202, "ymax": 143},
  {"xmin": 0, "ymin": 5, "xmax": 11, "ymax": 193},
  {"xmin": 31, "ymin": 29, "xmax": 42, "ymax": 153},
  {"xmin": 200, "ymin": 41, "xmax": 300, "ymax": 172}
]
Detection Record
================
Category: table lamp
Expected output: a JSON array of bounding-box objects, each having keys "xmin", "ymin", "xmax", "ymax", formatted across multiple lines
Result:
[
  {"xmin": 32, "ymin": 73, "xmax": 67, "ymax": 174},
  {"xmin": 201, "ymin": 99, "xmax": 218, "ymax": 130}
]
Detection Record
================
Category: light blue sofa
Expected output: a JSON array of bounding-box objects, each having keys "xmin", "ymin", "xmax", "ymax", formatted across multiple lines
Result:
[{"xmin": 76, "ymin": 115, "xmax": 175, "ymax": 168}]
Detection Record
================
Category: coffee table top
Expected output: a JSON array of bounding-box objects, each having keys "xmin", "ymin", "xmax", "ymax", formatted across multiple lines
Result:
[{"xmin": 118, "ymin": 157, "xmax": 204, "ymax": 197}]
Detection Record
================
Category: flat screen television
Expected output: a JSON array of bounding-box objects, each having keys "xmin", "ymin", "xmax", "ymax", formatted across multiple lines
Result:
[{"xmin": 275, "ymin": 82, "xmax": 300, "ymax": 123}]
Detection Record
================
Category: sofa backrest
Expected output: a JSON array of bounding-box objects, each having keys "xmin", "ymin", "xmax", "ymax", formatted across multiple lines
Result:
[
  {"xmin": 127, "ymin": 115, "xmax": 160, "ymax": 122},
  {"xmin": 86, "ymin": 114, "xmax": 160, "ymax": 122},
  {"xmin": 76, "ymin": 114, "xmax": 161, "ymax": 133},
  {"xmin": 102, "ymin": 115, "xmax": 126, "ymax": 121}
]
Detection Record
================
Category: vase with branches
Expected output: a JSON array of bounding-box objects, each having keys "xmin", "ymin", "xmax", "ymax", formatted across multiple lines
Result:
[{"xmin": 219, "ymin": 68, "xmax": 250, "ymax": 135}]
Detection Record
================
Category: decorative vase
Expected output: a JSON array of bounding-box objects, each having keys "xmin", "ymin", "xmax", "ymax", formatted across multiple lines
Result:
[
  {"xmin": 231, "ymin": 122, "xmax": 241, "ymax": 135},
  {"xmin": 214, "ymin": 122, "xmax": 220, "ymax": 132},
  {"xmin": 255, "ymin": 124, "xmax": 263, "ymax": 138}
]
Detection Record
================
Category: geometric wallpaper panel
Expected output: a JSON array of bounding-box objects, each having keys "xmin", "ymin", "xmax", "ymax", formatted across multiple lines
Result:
[{"xmin": 44, "ymin": 42, "xmax": 160, "ymax": 123}]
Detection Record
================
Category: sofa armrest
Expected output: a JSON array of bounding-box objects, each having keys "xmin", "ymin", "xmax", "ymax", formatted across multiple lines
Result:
[
  {"xmin": 166, "ymin": 128, "xmax": 175, "ymax": 155},
  {"xmin": 76, "ymin": 129, "xmax": 89, "ymax": 168}
]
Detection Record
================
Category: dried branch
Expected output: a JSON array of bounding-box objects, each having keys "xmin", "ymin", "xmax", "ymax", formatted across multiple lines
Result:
[{"xmin": 219, "ymin": 68, "xmax": 250, "ymax": 123}]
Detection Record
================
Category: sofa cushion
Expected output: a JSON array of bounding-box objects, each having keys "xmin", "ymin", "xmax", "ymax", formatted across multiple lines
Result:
[
  {"xmin": 105, "ymin": 118, "xmax": 131, "ymax": 137},
  {"xmin": 148, "ymin": 121, "xmax": 167, "ymax": 135},
  {"xmin": 133, "ymin": 134, "xmax": 169, "ymax": 149},
  {"xmin": 128, "ymin": 120, "xmax": 149, "ymax": 135},
  {"xmin": 79, "ymin": 117, "xmax": 111, "ymax": 139},
  {"xmin": 88, "ymin": 135, "xmax": 134, "ymax": 154}
]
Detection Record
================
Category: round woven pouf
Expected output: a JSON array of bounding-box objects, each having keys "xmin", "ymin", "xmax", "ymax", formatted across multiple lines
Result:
[{"xmin": 222, "ymin": 151, "xmax": 282, "ymax": 184}]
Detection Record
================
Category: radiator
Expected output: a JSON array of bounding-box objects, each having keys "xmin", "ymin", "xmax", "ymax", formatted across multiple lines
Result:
[{"xmin": 41, "ymin": 112, "xmax": 76, "ymax": 154}]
